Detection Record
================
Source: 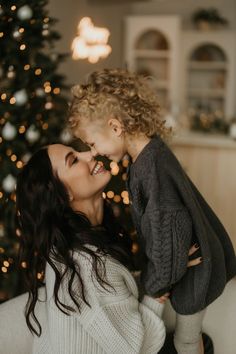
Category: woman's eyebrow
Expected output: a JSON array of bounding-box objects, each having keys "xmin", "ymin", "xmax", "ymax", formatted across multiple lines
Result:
[{"xmin": 65, "ymin": 151, "xmax": 74, "ymax": 165}]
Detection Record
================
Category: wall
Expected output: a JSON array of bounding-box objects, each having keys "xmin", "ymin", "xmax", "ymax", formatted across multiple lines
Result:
[
  {"xmin": 131, "ymin": 0, "xmax": 236, "ymax": 29},
  {"xmin": 48, "ymin": 0, "xmax": 131, "ymax": 86},
  {"xmin": 48, "ymin": 0, "xmax": 236, "ymax": 99}
]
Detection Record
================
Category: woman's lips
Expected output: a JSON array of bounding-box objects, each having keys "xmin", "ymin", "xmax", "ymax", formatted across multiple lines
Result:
[{"xmin": 91, "ymin": 161, "xmax": 105, "ymax": 175}]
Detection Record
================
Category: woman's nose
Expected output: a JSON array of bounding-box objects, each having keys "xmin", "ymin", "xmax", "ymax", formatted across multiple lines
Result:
[
  {"xmin": 90, "ymin": 146, "xmax": 98, "ymax": 157},
  {"xmin": 79, "ymin": 150, "xmax": 94, "ymax": 162}
]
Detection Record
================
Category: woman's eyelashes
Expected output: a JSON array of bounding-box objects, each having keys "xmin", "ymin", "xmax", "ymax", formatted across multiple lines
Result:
[
  {"xmin": 88, "ymin": 142, "xmax": 94, "ymax": 149},
  {"xmin": 71, "ymin": 156, "xmax": 79, "ymax": 165}
]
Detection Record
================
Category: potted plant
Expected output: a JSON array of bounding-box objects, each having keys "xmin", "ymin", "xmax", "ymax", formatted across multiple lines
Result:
[{"xmin": 192, "ymin": 8, "xmax": 228, "ymax": 30}]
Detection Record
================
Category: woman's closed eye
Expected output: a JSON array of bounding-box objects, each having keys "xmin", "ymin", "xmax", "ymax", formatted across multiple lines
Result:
[
  {"xmin": 87, "ymin": 142, "xmax": 95, "ymax": 150},
  {"xmin": 71, "ymin": 156, "xmax": 79, "ymax": 165}
]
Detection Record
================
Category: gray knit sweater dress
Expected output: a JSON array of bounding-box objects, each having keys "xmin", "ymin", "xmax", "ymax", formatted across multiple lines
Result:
[{"xmin": 127, "ymin": 135, "xmax": 236, "ymax": 315}]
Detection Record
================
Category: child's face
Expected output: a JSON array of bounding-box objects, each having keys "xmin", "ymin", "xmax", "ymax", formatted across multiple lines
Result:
[{"xmin": 75, "ymin": 119, "xmax": 126, "ymax": 162}]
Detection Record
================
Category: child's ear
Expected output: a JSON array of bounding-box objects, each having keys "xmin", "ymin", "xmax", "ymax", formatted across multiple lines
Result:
[{"xmin": 108, "ymin": 118, "xmax": 123, "ymax": 137}]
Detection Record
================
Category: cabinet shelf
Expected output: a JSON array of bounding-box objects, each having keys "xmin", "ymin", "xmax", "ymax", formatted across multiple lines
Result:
[
  {"xmin": 188, "ymin": 61, "xmax": 228, "ymax": 70},
  {"xmin": 188, "ymin": 88, "xmax": 225, "ymax": 98},
  {"xmin": 134, "ymin": 49, "xmax": 170, "ymax": 59},
  {"xmin": 153, "ymin": 80, "xmax": 169, "ymax": 90}
]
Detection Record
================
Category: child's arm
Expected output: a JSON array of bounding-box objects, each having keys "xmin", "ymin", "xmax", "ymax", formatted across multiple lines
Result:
[
  {"xmin": 138, "ymin": 156, "xmax": 193, "ymax": 298},
  {"xmin": 140, "ymin": 206, "xmax": 192, "ymax": 297}
]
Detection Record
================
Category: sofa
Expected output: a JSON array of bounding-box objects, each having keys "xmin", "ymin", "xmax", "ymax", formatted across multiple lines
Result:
[{"xmin": 0, "ymin": 278, "xmax": 235, "ymax": 354}]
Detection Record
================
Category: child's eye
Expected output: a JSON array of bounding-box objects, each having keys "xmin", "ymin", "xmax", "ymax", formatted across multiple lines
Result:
[{"xmin": 72, "ymin": 156, "xmax": 79, "ymax": 165}]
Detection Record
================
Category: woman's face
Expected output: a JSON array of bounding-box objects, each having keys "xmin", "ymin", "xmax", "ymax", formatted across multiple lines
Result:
[{"xmin": 48, "ymin": 144, "xmax": 111, "ymax": 202}]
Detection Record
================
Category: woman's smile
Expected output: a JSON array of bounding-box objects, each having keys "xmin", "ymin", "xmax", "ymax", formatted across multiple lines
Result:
[{"xmin": 91, "ymin": 161, "xmax": 106, "ymax": 175}]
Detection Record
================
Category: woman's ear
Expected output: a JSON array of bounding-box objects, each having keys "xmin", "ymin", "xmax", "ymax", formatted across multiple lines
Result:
[
  {"xmin": 68, "ymin": 189, "xmax": 74, "ymax": 202},
  {"xmin": 107, "ymin": 118, "xmax": 123, "ymax": 137}
]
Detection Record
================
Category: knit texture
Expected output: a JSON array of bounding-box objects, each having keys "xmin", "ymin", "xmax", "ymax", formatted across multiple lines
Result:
[
  {"xmin": 32, "ymin": 246, "xmax": 166, "ymax": 354},
  {"xmin": 127, "ymin": 135, "xmax": 236, "ymax": 314}
]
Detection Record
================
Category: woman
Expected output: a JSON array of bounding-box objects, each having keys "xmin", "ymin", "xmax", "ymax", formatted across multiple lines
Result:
[{"xmin": 15, "ymin": 144, "xmax": 201, "ymax": 354}]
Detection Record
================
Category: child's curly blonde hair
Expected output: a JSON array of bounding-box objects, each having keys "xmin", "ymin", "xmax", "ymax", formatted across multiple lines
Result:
[{"xmin": 68, "ymin": 68, "xmax": 170, "ymax": 138}]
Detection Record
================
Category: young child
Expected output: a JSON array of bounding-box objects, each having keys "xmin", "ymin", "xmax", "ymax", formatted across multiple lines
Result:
[{"xmin": 67, "ymin": 68, "xmax": 236, "ymax": 354}]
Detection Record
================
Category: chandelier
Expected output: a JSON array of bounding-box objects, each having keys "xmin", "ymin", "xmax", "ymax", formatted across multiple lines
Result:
[{"xmin": 71, "ymin": 17, "xmax": 112, "ymax": 64}]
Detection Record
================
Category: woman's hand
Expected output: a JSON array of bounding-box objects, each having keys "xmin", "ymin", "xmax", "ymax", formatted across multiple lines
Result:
[
  {"xmin": 187, "ymin": 243, "xmax": 202, "ymax": 267},
  {"xmin": 156, "ymin": 244, "xmax": 202, "ymax": 304}
]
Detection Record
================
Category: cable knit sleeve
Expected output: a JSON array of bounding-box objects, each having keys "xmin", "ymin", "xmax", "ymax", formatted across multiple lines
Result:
[
  {"xmin": 140, "ymin": 206, "xmax": 192, "ymax": 297},
  {"xmin": 137, "ymin": 154, "xmax": 193, "ymax": 297},
  {"xmin": 75, "ymin": 252, "xmax": 166, "ymax": 354}
]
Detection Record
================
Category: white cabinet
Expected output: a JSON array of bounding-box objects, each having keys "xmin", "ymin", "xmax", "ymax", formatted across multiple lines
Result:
[
  {"xmin": 181, "ymin": 31, "xmax": 236, "ymax": 120},
  {"xmin": 124, "ymin": 16, "xmax": 181, "ymax": 114},
  {"xmin": 124, "ymin": 16, "xmax": 236, "ymax": 121}
]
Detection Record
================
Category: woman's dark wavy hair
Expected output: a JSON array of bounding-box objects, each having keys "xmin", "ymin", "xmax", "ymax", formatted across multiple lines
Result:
[{"xmin": 16, "ymin": 147, "xmax": 133, "ymax": 337}]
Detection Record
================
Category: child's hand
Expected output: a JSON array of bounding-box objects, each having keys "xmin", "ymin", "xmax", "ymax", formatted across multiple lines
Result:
[
  {"xmin": 187, "ymin": 243, "xmax": 202, "ymax": 267},
  {"xmin": 155, "ymin": 292, "xmax": 170, "ymax": 304}
]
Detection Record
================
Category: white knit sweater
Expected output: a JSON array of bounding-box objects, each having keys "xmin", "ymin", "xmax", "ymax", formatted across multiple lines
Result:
[{"xmin": 32, "ymin": 246, "xmax": 166, "ymax": 354}]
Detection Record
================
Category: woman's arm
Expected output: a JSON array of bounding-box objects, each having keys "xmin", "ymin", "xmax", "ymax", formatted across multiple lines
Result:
[{"xmin": 75, "ymin": 252, "xmax": 166, "ymax": 354}]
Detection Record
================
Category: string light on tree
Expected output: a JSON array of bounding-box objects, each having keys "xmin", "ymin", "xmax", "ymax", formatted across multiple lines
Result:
[
  {"xmin": 110, "ymin": 161, "xmax": 119, "ymax": 176},
  {"xmin": 107, "ymin": 191, "xmax": 115, "ymax": 199},
  {"xmin": 7, "ymin": 65, "xmax": 15, "ymax": 79},
  {"xmin": 0, "ymin": 0, "xmax": 70, "ymax": 299},
  {"xmin": 24, "ymin": 64, "xmax": 30, "ymax": 71},
  {"xmin": 45, "ymin": 102, "xmax": 53, "ymax": 110}
]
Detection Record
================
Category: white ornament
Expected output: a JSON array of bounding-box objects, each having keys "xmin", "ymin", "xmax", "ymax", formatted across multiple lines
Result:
[
  {"xmin": 14, "ymin": 89, "xmax": 28, "ymax": 106},
  {"xmin": 13, "ymin": 29, "xmax": 21, "ymax": 39},
  {"xmin": 25, "ymin": 125, "xmax": 40, "ymax": 143},
  {"xmin": 2, "ymin": 122, "xmax": 17, "ymax": 140},
  {"xmin": 35, "ymin": 88, "xmax": 45, "ymax": 97},
  {"xmin": 22, "ymin": 153, "xmax": 32, "ymax": 163},
  {"xmin": 60, "ymin": 129, "xmax": 73, "ymax": 144},
  {"xmin": 17, "ymin": 5, "xmax": 33, "ymax": 21},
  {"xmin": 2, "ymin": 174, "xmax": 16, "ymax": 193},
  {"xmin": 50, "ymin": 53, "xmax": 58, "ymax": 62}
]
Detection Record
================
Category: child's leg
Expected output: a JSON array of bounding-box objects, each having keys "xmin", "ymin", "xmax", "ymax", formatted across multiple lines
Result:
[{"xmin": 173, "ymin": 309, "xmax": 206, "ymax": 354}]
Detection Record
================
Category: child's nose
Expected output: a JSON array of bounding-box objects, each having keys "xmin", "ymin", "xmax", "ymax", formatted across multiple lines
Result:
[
  {"xmin": 77, "ymin": 151, "xmax": 94, "ymax": 162},
  {"xmin": 83, "ymin": 151, "xmax": 94, "ymax": 162},
  {"xmin": 90, "ymin": 146, "xmax": 98, "ymax": 157}
]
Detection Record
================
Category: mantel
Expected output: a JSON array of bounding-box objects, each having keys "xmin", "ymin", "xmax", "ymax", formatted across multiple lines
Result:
[{"xmin": 171, "ymin": 130, "xmax": 236, "ymax": 150}]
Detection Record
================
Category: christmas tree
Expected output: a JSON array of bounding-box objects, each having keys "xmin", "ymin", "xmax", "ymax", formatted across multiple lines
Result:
[{"xmin": 0, "ymin": 0, "xmax": 69, "ymax": 302}]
